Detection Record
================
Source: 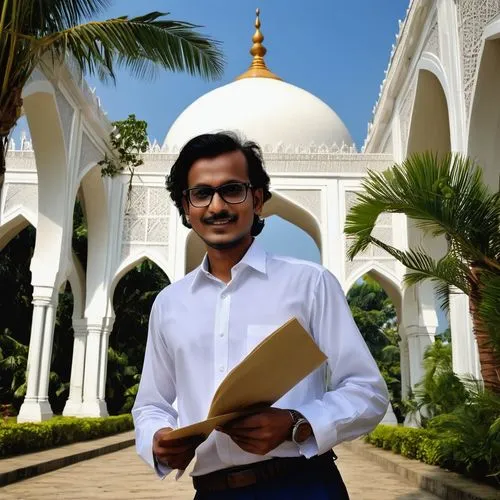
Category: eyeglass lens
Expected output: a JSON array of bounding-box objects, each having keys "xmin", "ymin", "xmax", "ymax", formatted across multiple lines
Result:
[{"xmin": 189, "ymin": 183, "xmax": 248, "ymax": 207}]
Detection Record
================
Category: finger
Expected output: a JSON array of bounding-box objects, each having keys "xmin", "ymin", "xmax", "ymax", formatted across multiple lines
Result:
[
  {"xmin": 158, "ymin": 434, "xmax": 204, "ymax": 447},
  {"xmin": 230, "ymin": 436, "xmax": 265, "ymax": 455},
  {"xmin": 219, "ymin": 427, "xmax": 266, "ymax": 441},
  {"xmin": 225, "ymin": 414, "xmax": 267, "ymax": 430}
]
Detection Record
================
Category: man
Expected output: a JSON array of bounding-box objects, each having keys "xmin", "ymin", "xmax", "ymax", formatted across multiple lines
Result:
[{"xmin": 132, "ymin": 132, "xmax": 389, "ymax": 499}]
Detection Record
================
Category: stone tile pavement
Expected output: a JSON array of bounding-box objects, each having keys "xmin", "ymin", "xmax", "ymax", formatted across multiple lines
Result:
[{"xmin": 1, "ymin": 444, "xmax": 442, "ymax": 499}]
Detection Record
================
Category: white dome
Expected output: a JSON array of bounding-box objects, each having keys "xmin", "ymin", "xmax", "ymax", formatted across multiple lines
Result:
[{"xmin": 163, "ymin": 78, "xmax": 353, "ymax": 151}]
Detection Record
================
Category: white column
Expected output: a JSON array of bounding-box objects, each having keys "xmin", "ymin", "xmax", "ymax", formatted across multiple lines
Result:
[
  {"xmin": 63, "ymin": 319, "xmax": 88, "ymax": 416},
  {"xmin": 97, "ymin": 317, "xmax": 114, "ymax": 402},
  {"xmin": 399, "ymin": 333, "xmax": 411, "ymax": 400},
  {"xmin": 18, "ymin": 289, "xmax": 57, "ymax": 422},
  {"xmin": 37, "ymin": 303, "xmax": 56, "ymax": 404},
  {"xmin": 449, "ymin": 287, "xmax": 481, "ymax": 379},
  {"xmin": 406, "ymin": 328, "xmax": 434, "ymax": 391},
  {"xmin": 81, "ymin": 321, "xmax": 108, "ymax": 417}
]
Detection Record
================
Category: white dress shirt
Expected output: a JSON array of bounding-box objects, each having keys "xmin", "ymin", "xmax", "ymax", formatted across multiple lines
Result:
[{"xmin": 132, "ymin": 240, "xmax": 389, "ymax": 477}]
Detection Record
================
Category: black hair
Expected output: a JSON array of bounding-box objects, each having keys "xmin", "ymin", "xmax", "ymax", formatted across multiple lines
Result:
[{"xmin": 165, "ymin": 131, "xmax": 272, "ymax": 236}]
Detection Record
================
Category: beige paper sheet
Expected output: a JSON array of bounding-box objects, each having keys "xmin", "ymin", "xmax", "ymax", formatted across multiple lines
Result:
[{"xmin": 165, "ymin": 318, "xmax": 327, "ymax": 440}]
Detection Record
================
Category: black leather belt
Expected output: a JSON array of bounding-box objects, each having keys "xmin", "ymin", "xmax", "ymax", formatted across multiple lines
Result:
[{"xmin": 192, "ymin": 450, "xmax": 337, "ymax": 493}]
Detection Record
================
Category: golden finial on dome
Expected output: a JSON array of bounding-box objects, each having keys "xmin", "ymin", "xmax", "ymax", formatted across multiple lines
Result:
[{"xmin": 235, "ymin": 8, "xmax": 282, "ymax": 81}]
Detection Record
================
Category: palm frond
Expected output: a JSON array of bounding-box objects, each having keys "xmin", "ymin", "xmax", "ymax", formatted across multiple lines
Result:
[
  {"xmin": 39, "ymin": 13, "xmax": 224, "ymax": 82},
  {"xmin": 22, "ymin": 0, "xmax": 111, "ymax": 35},
  {"xmin": 345, "ymin": 152, "xmax": 500, "ymax": 268}
]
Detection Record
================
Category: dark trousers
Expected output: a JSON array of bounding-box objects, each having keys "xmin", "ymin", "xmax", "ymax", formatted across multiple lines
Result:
[{"xmin": 193, "ymin": 459, "xmax": 350, "ymax": 500}]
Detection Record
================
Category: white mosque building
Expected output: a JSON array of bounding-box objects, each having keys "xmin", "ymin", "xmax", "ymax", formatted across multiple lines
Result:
[{"xmin": 1, "ymin": 0, "xmax": 496, "ymax": 422}]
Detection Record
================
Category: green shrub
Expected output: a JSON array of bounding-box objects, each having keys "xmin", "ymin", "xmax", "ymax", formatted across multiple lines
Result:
[
  {"xmin": 366, "ymin": 424, "xmax": 499, "ymax": 485},
  {"xmin": 0, "ymin": 414, "xmax": 133, "ymax": 458}
]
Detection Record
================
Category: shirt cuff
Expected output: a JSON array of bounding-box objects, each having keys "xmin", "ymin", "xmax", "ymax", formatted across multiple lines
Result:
[
  {"xmin": 137, "ymin": 421, "xmax": 176, "ymax": 478},
  {"xmin": 297, "ymin": 434, "xmax": 319, "ymax": 459},
  {"xmin": 153, "ymin": 452, "xmax": 173, "ymax": 478},
  {"xmin": 295, "ymin": 400, "xmax": 338, "ymax": 455}
]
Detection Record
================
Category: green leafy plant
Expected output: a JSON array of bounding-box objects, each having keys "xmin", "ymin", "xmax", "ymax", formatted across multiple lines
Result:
[
  {"xmin": 98, "ymin": 114, "xmax": 148, "ymax": 208},
  {"xmin": 0, "ymin": 0, "xmax": 224, "ymax": 193},
  {"xmin": 345, "ymin": 152, "xmax": 500, "ymax": 392},
  {"xmin": 403, "ymin": 339, "xmax": 469, "ymax": 426},
  {"xmin": 0, "ymin": 414, "xmax": 133, "ymax": 458},
  {"xmin": 347, "ymin": 277, "xmax": 402, "ymax": 420}
]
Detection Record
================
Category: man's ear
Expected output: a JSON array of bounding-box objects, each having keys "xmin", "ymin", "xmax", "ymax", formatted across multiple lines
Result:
[
  {"xmin": 253, "ymin": 188, "xmax": 264, "ymax": 214},
  {"xmin": 182, "ymin": 197, "xmax": 190, "ymax": 218}
]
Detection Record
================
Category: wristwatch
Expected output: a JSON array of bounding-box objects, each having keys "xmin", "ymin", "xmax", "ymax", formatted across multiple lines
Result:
[{"xmin": 289, "ymin": 409, "xmax": 311, "ymax": 444}]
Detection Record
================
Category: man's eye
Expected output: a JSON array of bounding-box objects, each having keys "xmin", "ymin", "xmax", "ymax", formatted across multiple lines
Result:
[
  {"xmin": 222, "ymin": 184, "xmax": 244, "ymax": 195},
  {"xmin": 192, "ymin": 188, "xmax": 212, "ymax": 199}
]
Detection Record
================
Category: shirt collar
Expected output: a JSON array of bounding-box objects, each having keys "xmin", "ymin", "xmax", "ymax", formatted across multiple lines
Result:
[{"xmin": 190, "ymin": 239, "xmax": 267, "ymax": 292}]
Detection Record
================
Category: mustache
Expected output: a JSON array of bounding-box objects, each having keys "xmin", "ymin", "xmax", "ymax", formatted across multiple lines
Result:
[{"xmin": 202, "ymin": 211, "xmax": 238, "ymax": 224}]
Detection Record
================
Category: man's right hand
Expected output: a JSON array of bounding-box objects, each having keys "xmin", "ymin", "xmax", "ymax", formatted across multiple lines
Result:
[{"xmin": 153, "ymin": 427, "xmax": 205, "ymax": 471}]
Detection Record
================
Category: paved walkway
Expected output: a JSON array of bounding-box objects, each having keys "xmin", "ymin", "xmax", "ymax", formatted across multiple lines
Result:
[{"xmin": 1, "ymin": 444, "xmax": 441, "ymax": 499}]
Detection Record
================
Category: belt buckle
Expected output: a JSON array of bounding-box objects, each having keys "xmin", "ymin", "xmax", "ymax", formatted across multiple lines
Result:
[{"xmin": 226, "ymin": 469, "xmax": 257, "ymax": 489}]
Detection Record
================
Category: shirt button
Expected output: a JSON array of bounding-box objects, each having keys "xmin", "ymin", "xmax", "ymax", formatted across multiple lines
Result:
[
  {"xmin": 219, "ymin": 332, "xmax": 224, "ymax": 338},
  {"xmin": 221, "ymin": 293, "xmax": 227, "ymax": 299},
  {"xmin": 219, "ymin": 365, "xmax": 225, "ymax": 372}
]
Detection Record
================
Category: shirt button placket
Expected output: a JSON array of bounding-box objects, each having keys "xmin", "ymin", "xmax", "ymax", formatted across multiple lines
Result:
[{"xmin": 214, "ymin": 289, "xmax": 230, "ymax": 389}]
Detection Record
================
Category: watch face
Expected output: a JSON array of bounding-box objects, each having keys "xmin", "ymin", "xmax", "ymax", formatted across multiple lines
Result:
[{"xmin": 295, "ymin": 422, "xmax": 310, "ymax": 443}]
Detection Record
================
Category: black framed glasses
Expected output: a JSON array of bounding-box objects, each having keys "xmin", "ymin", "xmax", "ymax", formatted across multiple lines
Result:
[{"xmin": 183, "ymin": 182, "xmax": 252, "ymax": 208}]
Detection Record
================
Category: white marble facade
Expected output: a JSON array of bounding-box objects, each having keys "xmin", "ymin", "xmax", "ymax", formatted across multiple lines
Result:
[{"xmin": 1, "ymin": 0, "xmax": 495, "ymax": 422}]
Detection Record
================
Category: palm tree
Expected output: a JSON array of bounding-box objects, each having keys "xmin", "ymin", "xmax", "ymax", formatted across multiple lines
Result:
[
  {"xmin": 0, "ymin": 0, "xmax": 224, "ymax": 191},
  {"xmin": 344, "ymin": 152, "xmax": 500, "ymax": 393}
]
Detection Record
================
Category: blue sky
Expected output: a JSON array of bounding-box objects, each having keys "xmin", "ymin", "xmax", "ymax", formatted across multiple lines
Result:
[{"xmin": 84, "ymin": 0, "xmax": 409, "ymax": 269}]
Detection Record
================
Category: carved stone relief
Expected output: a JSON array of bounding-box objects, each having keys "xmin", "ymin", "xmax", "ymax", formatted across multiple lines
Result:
[
  {"xmin": 55, "ymin": 89, "xmax": 75, "ymax": 153},
  {"xmin": 277, "ymin": 190, "xmax": 322, "ymax": 222},
  {"xmin": 343, "ymin": 190, "xmax": 396, "ymax": 281},
  {"xmin": 140, "ymin": 153, "xmax": 393, "ymax": 176},
  {"xmin": 122, "ymin": 187, "xmax": 169, "ymax": 245},
  {"xmin": 78, "ymin": 133, "xmax": 103, "ymax": 177},
  {"xmin": 3, "ymin": 183, "xmax": 38, "ymax": 216},
  {"xmin": 400, "ymin": 78, "xmax": 417, "ymax": 153},
  {"xmin": 425, "ymin": 19, "xmax": 441, "ymax": 58},
  {"xmin": 458, "ymin": 0, "xmax": 500, "ymax": 117}
]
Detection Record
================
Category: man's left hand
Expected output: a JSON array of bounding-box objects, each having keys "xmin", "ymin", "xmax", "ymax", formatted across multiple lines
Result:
[{"xmin": 217, "ymin": 408, "xmax": 293, "ymax": 455}]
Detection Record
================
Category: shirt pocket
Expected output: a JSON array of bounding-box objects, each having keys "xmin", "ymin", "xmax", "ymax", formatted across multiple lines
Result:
[{"xmin": 246, "ymin": 324, "xmax": 281, "ymax": 353}]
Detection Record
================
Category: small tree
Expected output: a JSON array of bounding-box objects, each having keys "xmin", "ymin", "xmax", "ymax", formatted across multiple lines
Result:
[
  {"xmin": 345, "ymin": 152, "xmax": 500, "ymax": 392},
  {"xmin": 98, "ymin": 114, "xmax": 148, "ymax": 209}
]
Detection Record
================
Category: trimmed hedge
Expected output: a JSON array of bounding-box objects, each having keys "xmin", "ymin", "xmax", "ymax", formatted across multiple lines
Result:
[
  {"xmin": 0, "ymin": 414, "xmax": 133, "ymax": 458},
  {"xmin": 365, "ymin": 424, "xmax": 497, "ymax": 484}
]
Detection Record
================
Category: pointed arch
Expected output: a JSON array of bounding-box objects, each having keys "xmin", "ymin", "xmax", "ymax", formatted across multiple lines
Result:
[
  {"xmin": 344, "ymin": 261, "xmax": 403, "ymax": 320},
  {"xmin": 0, "ymin": 211, "xmax": 37, "ymax": 251},
  {"xmin": 22, "ymin": 77, "xmax": 68, "ymax": 285},
  {"xmin": 407, "ymin": 68, "xmax": 451, "ymax": 156},
  {"xmin": 110, "ymin": 252, "xmax": 171, "ymax": 303},
  {"xmin": 263, "ymin": 190, "xmax": 322, "ymax": 250}
]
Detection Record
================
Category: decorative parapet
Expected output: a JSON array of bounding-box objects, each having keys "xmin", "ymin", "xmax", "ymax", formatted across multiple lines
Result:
[
  {"xmin": 7, "ymin": 131, "xmax": 33, "ymax": 152},
  {"xmin": 146, "ymin": 140, "xmax": 358, "ymax": 154},
  {"xmin": 137, "ymin": 152, "xmax": 393, "ymax": 176}
]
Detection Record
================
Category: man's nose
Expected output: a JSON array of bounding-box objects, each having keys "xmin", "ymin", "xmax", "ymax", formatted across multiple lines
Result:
[{"xmin": 208, "ymin": 191, "xmax": 228, "ymax": 211}]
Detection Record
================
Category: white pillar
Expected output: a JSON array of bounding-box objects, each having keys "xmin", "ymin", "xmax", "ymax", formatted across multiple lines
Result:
[
  {"xmin": 18, "ymin": 288, "xmax": 57, "ymax": 422},
  {"xmin": 81, "ymin": 321, "xmax": 108, "ymax": 417},
  {"xmin": 381, "ymin": 404, "xmax": 399, "ymax": 425},
  {"xmin": 406, "ymin": 328, "xmax": 434, "ymax": 391},
  {"xmin": 399, "ymin": 334, "xmax": 411, "ymax": 400},
  {"xmin": 97, "ymin": 317, "xmax": 114, "ymax": 401},
  {"xmin": 63, "ymin": 319, "xmax": 88, "ymax": 416},
  {"xmin": 449, "ymin": 287, "xmax": 481, "ymax": 379},
  {"xmin": 37, "ymin": 303, "xmax": 56, "ymax": 404}
]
